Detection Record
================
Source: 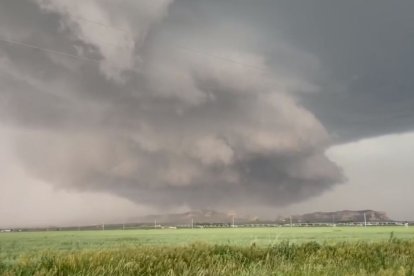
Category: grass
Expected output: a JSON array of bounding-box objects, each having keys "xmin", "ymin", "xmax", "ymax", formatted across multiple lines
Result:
[
  {"xmin": 1, "ymin": 227, "xmax": 414, "ymax": 275},
  {"xmin": 1, "ymin": 240, "xmax": 414, "ymax": 275}
]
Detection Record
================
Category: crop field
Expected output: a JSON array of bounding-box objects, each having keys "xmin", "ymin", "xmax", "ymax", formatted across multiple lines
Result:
[{"xmin": 1, "ymin": 227, "xmax": 414, "ymax": 275}]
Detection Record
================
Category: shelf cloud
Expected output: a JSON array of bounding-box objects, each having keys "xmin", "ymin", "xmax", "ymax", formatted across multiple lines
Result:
[{"xmin": 3, "ymin": 0, "xmax": 413, "ymax": 215}]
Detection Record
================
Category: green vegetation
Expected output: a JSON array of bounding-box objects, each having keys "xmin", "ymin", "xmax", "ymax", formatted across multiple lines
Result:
[
  {"xmin": 1, "ymin": 240, "xmax": 414, "ymax": 275},
  {"xmin": 1, "ymin": 227, "xmax": 414, "ymax": 275}
]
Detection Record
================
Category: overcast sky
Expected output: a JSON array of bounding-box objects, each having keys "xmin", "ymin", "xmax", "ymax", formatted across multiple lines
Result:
[{"xmin": 1, "ymin": 0, "xmax": 414, "ymax": 227}]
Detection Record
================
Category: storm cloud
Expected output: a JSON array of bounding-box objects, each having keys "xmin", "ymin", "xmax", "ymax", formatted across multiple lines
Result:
[
  {"xmin": 0, "ymin": 0, "xmax": 344, "ymax": 209},
  {"xmin": 4, "ymin": 0, "xmax": 412, "ymax": 213}
]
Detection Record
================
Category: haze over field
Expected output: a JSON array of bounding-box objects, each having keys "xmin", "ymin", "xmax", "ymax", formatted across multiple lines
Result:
[{"xmin": 1, "ymin": 0, "xmax": 414, "ymax": 227}]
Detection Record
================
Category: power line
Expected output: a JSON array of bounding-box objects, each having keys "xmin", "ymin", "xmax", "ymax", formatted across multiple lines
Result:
[
  {"xmin": 74, "ymin": 14, "xmax": 273, "ymax": 74},
  {"xmin": 78, "ymin": 15, "xmax": 271, "ymax": 75},
  {"xmin": 27, "ymin": 12, "xmax": 274, "ymax": 77},
  {"xmin": 69, "ymin": 14, "xmax": 271, "ymax": 74},
  {"xmin": 171, "ymin": 44, "xmax": 271, "ymax": 76},
  {"xmin": 0, "ymin": 37, "xmax": 100, "ymax": 64},
  {"xmin": 0, "ymin": 11, "xmax": 278, "ymax": 81},
  {"xmin": 0, "ymin": 35, "xmax": 275, "ymax": 81}
]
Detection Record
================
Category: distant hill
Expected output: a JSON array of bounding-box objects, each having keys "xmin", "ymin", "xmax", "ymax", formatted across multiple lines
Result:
[
  {"xmin": 131, "ymin": 209, "xmax": 391, "ymax": 225},
  {"xmin": 290, "ymin": 210, "xmax": 391, "ymax": 223}
]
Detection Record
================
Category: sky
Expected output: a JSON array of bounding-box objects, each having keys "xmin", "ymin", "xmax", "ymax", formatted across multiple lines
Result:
[{"xmin": 1, "ymin": 0, "xmax": 414, "ymax": 227}]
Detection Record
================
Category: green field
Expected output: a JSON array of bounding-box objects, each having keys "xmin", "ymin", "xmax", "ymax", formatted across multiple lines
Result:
[{"xmin": 1, "ymin": 227, "xmax": 414, "ymax": 275}]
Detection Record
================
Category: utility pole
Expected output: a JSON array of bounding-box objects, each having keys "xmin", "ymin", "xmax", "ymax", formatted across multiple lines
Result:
[
  {"xmin": 290, "ymin": 216, "xmax": 292, "ymax": 227},
  {"xmin": 364, "ymin": 213, "xmax": 367, "ymax": 227},
  {"xmin": 154, "ymin": 219, "xmax": 157, "ymax": 229},
  {"xmin": 232, "ymin": 215, "xmax": 235, "ymax": 228},
  {"xmin": 102, "ymin": 223, "xmax": 105, "ymax": 231}
]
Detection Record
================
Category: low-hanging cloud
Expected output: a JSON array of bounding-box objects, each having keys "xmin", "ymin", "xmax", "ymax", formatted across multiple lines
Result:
[{"xmin": 0, "ymin": 0, "xmax": 344, "ymax": 210}]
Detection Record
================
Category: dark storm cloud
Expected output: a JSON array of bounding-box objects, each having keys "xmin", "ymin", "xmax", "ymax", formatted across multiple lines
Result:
[
  {"xmin": 172, "ymin": 0, "xmax": 414, "ymax": 142},
  {"xmin": 236, "ymin": 0, "xmax": 414, "ymax": 142},
  {"xmin": 10, "ymin": 0, "xmax": 414, "ymax": 209}
]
